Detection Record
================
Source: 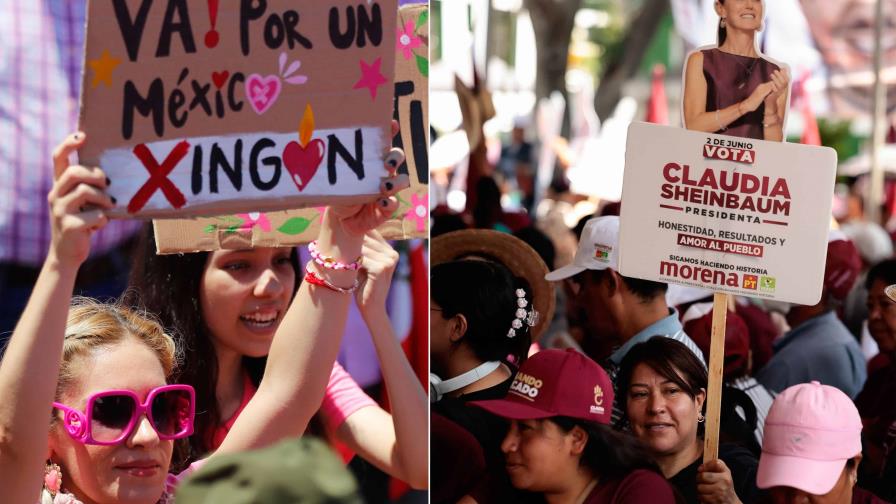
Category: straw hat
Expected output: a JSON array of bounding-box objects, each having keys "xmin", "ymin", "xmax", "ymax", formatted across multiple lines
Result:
[
  {"xmin": 431, "ymin": 229, "xmax": 556, "ymax": 340},
  {"xmin": 886, "ymin": 284, "xmax": 896, "ymax": 303}
]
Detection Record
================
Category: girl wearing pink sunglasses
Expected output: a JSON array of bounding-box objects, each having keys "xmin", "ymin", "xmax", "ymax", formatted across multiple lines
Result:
[{"xmin": 0, "ymin": 131, "xmax": 406, "ymax": 504}]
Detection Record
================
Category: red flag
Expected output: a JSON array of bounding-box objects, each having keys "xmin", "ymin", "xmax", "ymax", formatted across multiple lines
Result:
[
  {"xmin": 798, "ymin": 73, "xmax": 821, "ymax": 146},
  {"xmin": 401, "ymin": 239, "xmax": 429, "ymax": 387},
  {"xmin": 646, "ymin": 64, "xmax": 669, "ymax": 125}
]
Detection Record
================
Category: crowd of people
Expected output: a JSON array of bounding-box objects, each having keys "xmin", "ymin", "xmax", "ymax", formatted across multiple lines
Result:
[
  {"xmin": 5, "ymin": 0, "xmax": 896, "ymax": 502},
  {"xmin": 0, "ymin": 1, "xmax": 431, "ymax": 503},
  {"xmin": 430, "ymin": 203, "xmax": 896, "ymax": 503},
  {"xmin": 0, "ymin": 128, "xmax": 428, "ymax": 504},
  {"xmin": 430, "ymin": 0, "xmax": 896, "ymax": 500}
]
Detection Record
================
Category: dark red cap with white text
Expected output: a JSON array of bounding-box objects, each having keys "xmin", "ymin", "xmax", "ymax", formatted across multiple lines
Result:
[{"xmin": 470, "ymin": 349, "xmax": 613, "ymax": 424}]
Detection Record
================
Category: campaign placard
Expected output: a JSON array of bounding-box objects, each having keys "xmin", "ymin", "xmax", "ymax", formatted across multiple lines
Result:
[
  {"xmin": 151, "ymin": 3, "xmax": 428, "ymax": 252},
  {"xmin": 79, "ymin": 0, "xmax": 397, "ymax": 219},
  {"xmin": 618, "ymin": 122, "xmax": 836, "ymax": 305}
]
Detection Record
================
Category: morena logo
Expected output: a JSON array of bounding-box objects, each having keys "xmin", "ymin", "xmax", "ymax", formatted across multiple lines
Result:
[{"xmin": 594, "ymin": 244, "xmax": 612, "ymax": 262}]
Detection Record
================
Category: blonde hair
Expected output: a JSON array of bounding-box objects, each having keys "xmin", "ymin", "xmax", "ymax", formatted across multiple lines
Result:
[{"xmin": 56, "ymin": 298, "xmax": 179, "ymax": 403}]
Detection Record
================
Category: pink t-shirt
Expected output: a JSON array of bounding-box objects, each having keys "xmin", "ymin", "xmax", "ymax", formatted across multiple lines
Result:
[{"xmin": 209, "ymin": 361, "xmax": 377, "ymax": 449}]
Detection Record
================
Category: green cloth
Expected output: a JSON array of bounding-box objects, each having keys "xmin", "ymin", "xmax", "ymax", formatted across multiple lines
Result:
[{"xmin": 176, "ymin": 437, "xmax": 363, "ymax": 504}]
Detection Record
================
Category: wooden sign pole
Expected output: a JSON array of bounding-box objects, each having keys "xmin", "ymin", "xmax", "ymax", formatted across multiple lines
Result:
[{"xmin": 702, "ymin": 292, "xmax": 728, "ymax": 463}]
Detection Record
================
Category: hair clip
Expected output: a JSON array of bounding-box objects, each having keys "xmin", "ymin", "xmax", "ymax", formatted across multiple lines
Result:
[
  {"xmin": 507, "ymin": 289, "xmax": 533, "ymax": 338},
  {"xmin": 526, "ymin": 310, "xmax": 540, "ymax": 327}
]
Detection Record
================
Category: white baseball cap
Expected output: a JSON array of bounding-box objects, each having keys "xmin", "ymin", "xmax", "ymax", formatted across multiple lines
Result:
[{"xmin": 545, "ymin": 216, "xmax": 619, "ymax": 281}]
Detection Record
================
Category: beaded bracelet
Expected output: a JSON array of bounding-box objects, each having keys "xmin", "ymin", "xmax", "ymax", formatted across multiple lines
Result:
[
  {"xmin": 308, "ymin": 240, "xmax": 362, "ymax": 271},
  {"xmin": 304, "ymin": 262, "xmax": 359, "ymax": 294}
]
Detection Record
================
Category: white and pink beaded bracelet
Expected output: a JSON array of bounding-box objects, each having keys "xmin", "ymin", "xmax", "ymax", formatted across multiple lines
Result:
[{"xmin": 308, "ymin": 240, "xmax": 362, "ymax": 271}]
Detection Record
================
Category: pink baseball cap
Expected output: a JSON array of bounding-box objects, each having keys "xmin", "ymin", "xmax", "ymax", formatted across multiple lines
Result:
[
  {"xmin": 470, "ymin": 349, "xmax": 614, "ymax": 424},
  {"xmin": 756, "ymin": 381, "xmax": 862, "ymax": 495}
]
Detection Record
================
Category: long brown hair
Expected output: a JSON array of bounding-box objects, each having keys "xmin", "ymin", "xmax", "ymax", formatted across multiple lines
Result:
[{"xmin": 124, "ymin": 224, "xmax": 302, "ymax": 464}]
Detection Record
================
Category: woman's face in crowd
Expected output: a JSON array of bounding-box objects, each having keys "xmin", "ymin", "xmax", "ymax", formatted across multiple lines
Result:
[
  {"xmin": 867, "ymin": 279, "xmax": 896, "ymax": 354},
  {"xmin": 766, "ymin": 460, "xmax": 858, "ymax": 504},
  {"xmin": 716, "ymin": 0, "xmax": 764, "ymax": 33},
  {"xmin": 501, "ymin": 419, "xmax": 583, "ymax": 492},
  {"xmin": 48, "ymin": 340, "xmax": 173, "ymax": 504},
  {"xmin": 626, "ymin": 363, "xmax": 705, "ymax": 457},
  {"xmin": 200, "ymin": 248, "xmax": 295, "ymax": 358}
]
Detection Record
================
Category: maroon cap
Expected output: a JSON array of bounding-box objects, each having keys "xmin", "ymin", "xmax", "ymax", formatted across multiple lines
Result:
[
  {"xmin": 825, "ymin": 231, "xmax": 862, "ymax": 300},
  {"xmin": 470, "ymin": 349, "xmax": 614, "ymax": 424},
  {"xmin": 683, "ymin": 303, "xmax": 751, "ymax": 379}
]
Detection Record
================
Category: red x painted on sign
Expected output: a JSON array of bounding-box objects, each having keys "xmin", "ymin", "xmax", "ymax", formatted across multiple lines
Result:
[{"xmin": 127, "ymin": 141, "xmax": 191, "ymax": 213}]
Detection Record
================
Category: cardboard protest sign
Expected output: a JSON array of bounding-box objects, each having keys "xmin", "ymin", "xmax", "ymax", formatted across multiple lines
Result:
[
  {"xmin": 151, "ymin": 3, "xmax": 428, "ymax": 253},
  {"xmin": 79, "ymin": 0, "xmax": 397, "ymax": 219},
  {"xmin": 617, "ymin": 122, "xmax": 836, "ymax": 305}
]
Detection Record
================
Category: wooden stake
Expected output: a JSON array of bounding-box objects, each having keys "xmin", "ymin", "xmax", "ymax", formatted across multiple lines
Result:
[{"xmin": 703, "ymin": 292, "xmax": 728, "ymax": 463}]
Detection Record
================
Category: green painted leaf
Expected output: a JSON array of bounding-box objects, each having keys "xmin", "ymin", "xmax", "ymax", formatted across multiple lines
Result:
[
  {"xmin": 415, "ymin": 10, "xmax": 428, "ymax": 30},
  {"xmin": 277, "ymin": 217, "xmax": 312, "ymax": 235},
  {"xmin": 415, "ymin": 54, "xmax": 428, "ymax": 77},
  {"xmin": 225, "ymin": 225, "xmax": 239, "ymax": 234},
  {"xmin": 203, "ymin": 224, "xmax": 216, "ymax": 233}
]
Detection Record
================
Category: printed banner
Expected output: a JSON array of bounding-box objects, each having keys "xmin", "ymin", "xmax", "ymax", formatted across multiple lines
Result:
[
  {"xmin": 618, "ymin": 122, "xmax": 836, "ymax": 305},
  {"xmin": 151, "ymin": 3, "xmax": 428, "ymax": 252},
  {"xmin": 79, "ymin": 0, "xmax": 398, "ymax": 219},
  {"xmin": 670, "ymin": 0, "xmax": 896, "ymax": 119}
]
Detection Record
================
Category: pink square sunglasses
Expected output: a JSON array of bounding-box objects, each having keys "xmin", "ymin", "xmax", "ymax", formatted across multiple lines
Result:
[{"xmin": 53, "ymin": 384, "xmax": 195, "ymax": 445}]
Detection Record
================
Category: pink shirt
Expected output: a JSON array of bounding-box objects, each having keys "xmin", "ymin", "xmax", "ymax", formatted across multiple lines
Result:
[{"xmin": 209, "ymin": 361, "xmax": 377, "ymax": 449}]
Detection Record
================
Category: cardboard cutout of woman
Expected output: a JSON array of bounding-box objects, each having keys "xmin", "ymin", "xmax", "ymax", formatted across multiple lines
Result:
[{"xmin": 683, "ymin": 0, "xmax": 791, "ymax": 142}]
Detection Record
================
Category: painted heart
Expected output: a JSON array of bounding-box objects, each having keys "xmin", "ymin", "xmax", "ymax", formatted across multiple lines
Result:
[
  {"xmin": 282, "ymin": 139, "xmax": 325, "ymax": 191},
  {"xmin": 245, "ymin": 73, "xmax": 282, "ymax": 115},
  {"xmin": 212, "ymin": 70, "xmax": 229, "ymax": 89}
]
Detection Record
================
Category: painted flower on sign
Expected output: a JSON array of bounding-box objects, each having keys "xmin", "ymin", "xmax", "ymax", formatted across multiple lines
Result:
[
  {"xmin": 236, "ymin": 212, "xmax": 272, "ymax": 232},
  {"xmin": 396, "ymin": 20, "xmax": 422, "ymax": 60},
  {"xmin": 405, "ymin": 192, "xmax": 428, "ymax": 232}
]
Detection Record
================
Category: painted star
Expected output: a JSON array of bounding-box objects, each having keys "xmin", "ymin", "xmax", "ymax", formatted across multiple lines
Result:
[
  {"xmin": 352, "ymin": 57, "xmax": 387, "ymax": 101},
  {"xmin": 88, "ymin": 50, "xmax": 122, "ymax": 88}
]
